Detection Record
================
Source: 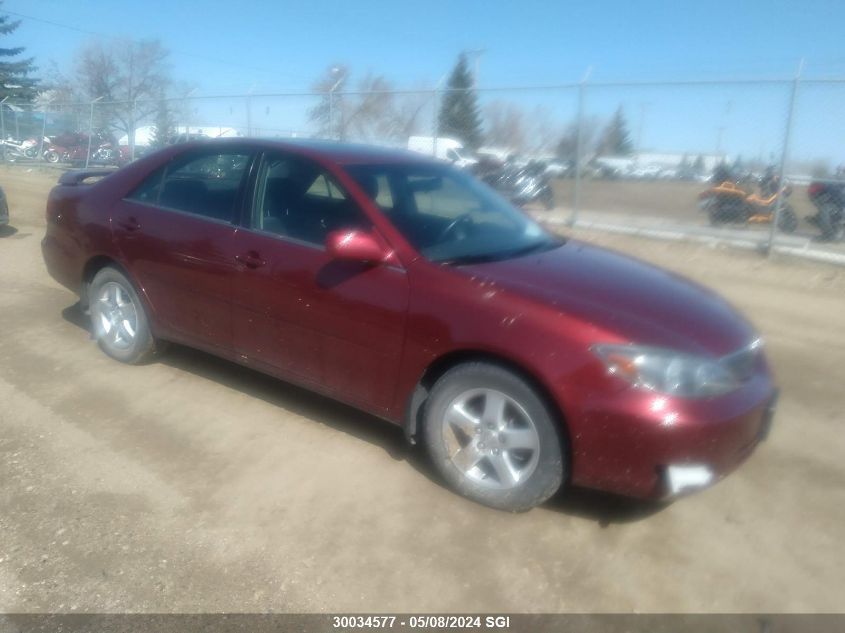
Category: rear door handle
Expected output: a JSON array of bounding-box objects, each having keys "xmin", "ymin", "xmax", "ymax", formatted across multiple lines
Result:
[
  {"xmin": 117, "ymin": 217, "xmax": 141, "ymax": 232},
  {"xmin": 235, "ymin": 251, "xmax": 266, "ymax": 269}
]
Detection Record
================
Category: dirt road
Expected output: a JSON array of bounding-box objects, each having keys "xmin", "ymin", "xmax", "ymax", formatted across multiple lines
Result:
[{"xmin": 1, "ymin": 165, "xmax": 844, "ymax": 613}]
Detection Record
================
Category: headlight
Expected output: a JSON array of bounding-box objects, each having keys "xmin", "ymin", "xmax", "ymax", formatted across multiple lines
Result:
[{"xmin": 592, "ymin": 344, "xmax": 741, "ymax": 398}]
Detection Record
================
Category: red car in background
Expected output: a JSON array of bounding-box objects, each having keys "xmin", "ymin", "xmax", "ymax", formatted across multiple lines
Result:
[{"xmin": 41, "ymin": 139, "xmax": 777, "ymax": 511}]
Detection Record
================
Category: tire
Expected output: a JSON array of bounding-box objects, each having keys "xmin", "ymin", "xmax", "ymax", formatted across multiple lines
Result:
[
  {"xmin": 423, "ymin": 362, "xmax": 565, "ymax": 512},
  {"xmin": 88, "ymin": 266, "xmax": 160, "ymax": 364},
  {"xmin": 777, "ymin": 204, "xmax": 798, "ymax": 233},
  {"xmin": 44, "ymin": 150, "xmax": 60, "ymax": 163},
  {"xmin": 709, "ymin": 197, "xmax": 741, "ymax": 226}
]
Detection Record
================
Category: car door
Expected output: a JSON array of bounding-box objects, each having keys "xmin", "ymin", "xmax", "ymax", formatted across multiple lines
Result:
[
  {"xmin": 230, "ymin": 152, "xmax": 410, "ymax": 414},
  {"xmin": 111, "ymin": 149, "xmax": 254, "ymax": 354}
]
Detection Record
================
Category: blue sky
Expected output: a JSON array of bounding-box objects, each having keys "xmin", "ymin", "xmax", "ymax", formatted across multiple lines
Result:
[{"xmin": 5, "ymin": 0, "xmax": 845, "ymax": 164}]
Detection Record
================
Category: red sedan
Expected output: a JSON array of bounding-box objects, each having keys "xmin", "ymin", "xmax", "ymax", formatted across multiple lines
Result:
[{"xmin": 42, "ymin": 139, "xmax": 777, "ymax": 511}]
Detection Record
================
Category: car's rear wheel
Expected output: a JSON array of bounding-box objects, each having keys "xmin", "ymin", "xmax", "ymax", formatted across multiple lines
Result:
[
  {"xmin": 423, "ymin": 362, "xmax": 565, "ymax": 511},
  {"xmin": 88, "ymin": 267, "xmax": 159, "ymax": 364}
]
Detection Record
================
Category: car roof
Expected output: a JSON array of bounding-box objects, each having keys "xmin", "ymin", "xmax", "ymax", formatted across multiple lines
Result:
[{"xmin": 175, "ymin": 137, "xmax": 441, "ymax": 167}]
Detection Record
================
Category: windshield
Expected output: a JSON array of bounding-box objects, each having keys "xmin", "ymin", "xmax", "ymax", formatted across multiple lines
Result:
[{"xmin": 346, "ymin": 163, "xmax": 559, "ymax": 264}]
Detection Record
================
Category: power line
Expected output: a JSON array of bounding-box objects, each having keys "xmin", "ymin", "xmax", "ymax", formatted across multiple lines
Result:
[{"xmin": 2, "ymin": 8, "xmax": 309, "ymax": 82}]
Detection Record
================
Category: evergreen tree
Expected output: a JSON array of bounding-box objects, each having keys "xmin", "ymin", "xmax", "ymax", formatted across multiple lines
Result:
[
  {"xmin": 677, "ymin": 153, "xmax": 692, "ymax": 179},
  {"xmin": 150, "ymin": 97, "xmax": 173, "ymax": 148},
  {"xmin": 597, "ymin": 106, "xmax": 633, "ymax": 156},
  {"xmin": 438, "ymin": 53, "xmax": 483, "ymax": 150},
  {"xmin": 0, "ymin": 5, "xmax": 38, "ymax": 102}
]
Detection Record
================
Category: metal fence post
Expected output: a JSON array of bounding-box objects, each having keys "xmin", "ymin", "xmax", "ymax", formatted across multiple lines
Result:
[
  {"xmin": 37, "ymin": 103, "xmax": 49, "ymax": 163},
  {"xmin": 85, "ymin": 97, "xmax": 100, "ymax": 169},
  {"xmin": 246, "ymin": 85, "xmax": 255, "ymax": 137},
  {"xmin": 432, "ymin": 73, "xmax": 447, "ymax": 158},
  {"xmin": 766, "ymin": 59, "xmax": 803, "ymax": 255},
  {"xmin": 0, "ymin": 97, "xmax": 7, "ymax": 162},
  {"xmin": 328, "ymin": 89, "xmax": 334, "ymax": 140},
  {"xmin": 130, "ymin": 98, "xmax": 137, "ymax": 161},
  {"xmin": 570, "ymin": 67, "xmax": 592, "ymax": 226},
  {"xmin": 431, "ymin": 87, "xmax": 439, "ymax": 157}
]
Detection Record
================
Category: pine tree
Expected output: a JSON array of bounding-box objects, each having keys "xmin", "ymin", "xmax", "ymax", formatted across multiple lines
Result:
[
  {"xmin": 0, "ymin": 5, "xmax": 38, "ymax": 102},
  {"xmin": 150, "ymin": 98, "xmax": 173, "ymax": 148},
  {"xmin": 598, "ymin": 106, "xmax": 633, "ymax": 156},
  {"xmin": 438, "ymin": 54, "xmax": 483, "ymax": 150}
]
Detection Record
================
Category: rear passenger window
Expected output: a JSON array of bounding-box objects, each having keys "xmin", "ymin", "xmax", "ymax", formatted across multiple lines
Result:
[
  {"xmin": 130, "ymin": 152, "xmax": 251, "ymax": 222},
  {"xmin": 253, "ymin": 154, "xmax": 367, "ymax": 245}
]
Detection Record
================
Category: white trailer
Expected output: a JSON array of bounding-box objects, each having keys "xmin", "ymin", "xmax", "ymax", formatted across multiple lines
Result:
[{"xmin": 407, "ymin": 136, "xmax": 478, "ymax": 169}]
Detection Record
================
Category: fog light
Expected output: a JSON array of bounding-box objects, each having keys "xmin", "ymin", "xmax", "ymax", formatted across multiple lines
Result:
[{"xmin": 665, "ymin": 464, "xmax": 714, "ymax": 495}]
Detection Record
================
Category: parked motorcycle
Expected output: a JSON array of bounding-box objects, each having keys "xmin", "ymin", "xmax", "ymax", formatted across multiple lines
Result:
[
  {"xmin": 806, "ymin": 179, "xmax": 845, "ymax": 241},
  {"xmin": 42, "ymin": 142, "xmax": 66, "ymax": 163},
  {"xmin": 698, "ymin": 177, "xmax": 798, "ymax": 233},
  {"xmin": 44, "ymin": 132, "xmax": 119, "ymax": 166},
  {"xmin": 483, "ymin": 163, "xmax": 555, "ymax": 210},
  {"xmin": 1, "ymin": 136, "xmax": 46, "ymax": 161}
]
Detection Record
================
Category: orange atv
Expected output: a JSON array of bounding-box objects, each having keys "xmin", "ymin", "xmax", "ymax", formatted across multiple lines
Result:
[{"xmin": 698, "ymin": 179, "xmax": 798, "ymax": 233}]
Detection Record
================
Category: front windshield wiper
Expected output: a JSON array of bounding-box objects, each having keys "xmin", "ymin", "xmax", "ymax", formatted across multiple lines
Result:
[
  {"xmin": 439, "ymin": 238, "xmax": 560, "ymax": 266},
  {"xmin": 501, "ymin": 238, "xmax": 560, "ymax": 259}
]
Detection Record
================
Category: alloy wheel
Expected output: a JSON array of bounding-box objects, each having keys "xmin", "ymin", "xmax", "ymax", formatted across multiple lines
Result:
[
  {"xmin": 442, "ymin": 388, "xmax": 541, "ymax": 489},
  {"xmin": 94, "ymin": 281, "xmax": 139, "ymax": 351}
]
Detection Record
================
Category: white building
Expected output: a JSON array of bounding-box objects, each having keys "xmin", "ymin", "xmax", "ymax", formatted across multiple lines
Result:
[{"xmin": 595, "ymin": 151, "xmax": 729, "ymax": 177}]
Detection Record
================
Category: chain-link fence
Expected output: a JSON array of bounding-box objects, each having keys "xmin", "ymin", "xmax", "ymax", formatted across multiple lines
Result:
[{"xmin": 3, "ymin": 75, "xmax": 843, "ymax": 253}]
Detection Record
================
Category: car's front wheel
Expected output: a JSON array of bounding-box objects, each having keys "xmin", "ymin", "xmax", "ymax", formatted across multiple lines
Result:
[
  {"xmin": 423, "ymin": 362, "xmax": 565, "ymax": 511},
  {"xmin": 88, "ymin": 266, "xmax": 160, "ymax": 364}
]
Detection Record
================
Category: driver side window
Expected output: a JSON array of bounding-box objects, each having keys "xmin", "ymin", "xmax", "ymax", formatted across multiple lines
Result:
[{"xmin": 253, "ymin": 154, "xmax": 367, "ymax": 245}]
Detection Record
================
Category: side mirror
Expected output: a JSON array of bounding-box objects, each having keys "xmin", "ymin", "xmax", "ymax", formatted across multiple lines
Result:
[{"xmin": 325, "ymin": 229, "xmax": 389, "ymax": 265}]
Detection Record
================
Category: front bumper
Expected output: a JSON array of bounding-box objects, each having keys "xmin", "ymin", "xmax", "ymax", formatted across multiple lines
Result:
[{"xmin": 568, "ymin": 373, "xmax": 777, "ymax": 499}]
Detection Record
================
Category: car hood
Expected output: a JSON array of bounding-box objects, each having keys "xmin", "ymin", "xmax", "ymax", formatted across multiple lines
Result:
[{"xmin": 461, "ymin": 240, "xmax": 757, "ymax": 356}]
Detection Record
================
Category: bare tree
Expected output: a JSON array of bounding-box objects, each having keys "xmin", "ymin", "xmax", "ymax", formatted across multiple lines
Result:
[
  {"xmin": 74, "ymin": 38, "xmax": 171, "ymax": 154},
  {"xmin": 484, "ymin": 100, "xmax": 526, "ymax": 152},
  {"xmin": 308, "ymin": 63, "xmax": 349, "ymax": 139},
  {"xmin": 308, "ymin": 65, "xmax": 405, "ymax": 143},
  {"xmin": 525, "ymin": 105, "xmax": 562, "ymax": 155},
  {"xmin": 344, "ymin": 72, "xmax": 395, "ymax": 141},
  {"xmin": 556, "ymin": 115, "xmax": 600, "ymax": 164},
  {"xmin": 390, "ymin": 87, "xmax": 431, "ymax": 141}
]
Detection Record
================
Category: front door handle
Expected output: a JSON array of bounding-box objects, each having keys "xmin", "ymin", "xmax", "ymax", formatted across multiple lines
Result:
[{"xmin": 235, "ymin": 251, "xmax": 266, "ymax": 269}]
